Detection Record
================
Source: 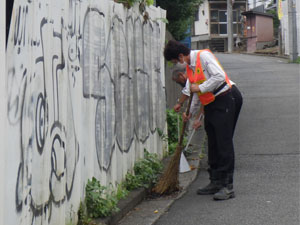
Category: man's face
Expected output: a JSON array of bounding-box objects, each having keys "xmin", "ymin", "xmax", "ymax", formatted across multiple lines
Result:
[
  {"xmin": 172, "ymin": 72, "xmax": 187, "ymax": 85},
  {"xmin": 171, "ymin": 53, "xmax": 185, "ymax": 65},
  {"xmin": 178, "ymin": 53, "xmax": 185, "ymax": 64},
  {"xmin": 171, "ymin": 59, "xmax": 179, "ymax": 65}
]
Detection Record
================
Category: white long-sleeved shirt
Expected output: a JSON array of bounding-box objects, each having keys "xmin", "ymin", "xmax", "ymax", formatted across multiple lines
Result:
[{"xmin": 182, "ymin": 50, "xmax": 233, "ymax": 97}]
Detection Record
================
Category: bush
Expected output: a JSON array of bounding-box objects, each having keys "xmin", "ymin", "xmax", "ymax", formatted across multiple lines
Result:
[
  {"xmin": 78, "ymin": 202, "xmax": 97, "ymax": 225},
  {"xmin": 124, "ymin": 173, "xmax": 141, "ymax": 191},
  {"xmin": 123, "ymin": 149, "xmax": 163, "ymax": 190},
  {"xmin": 165, "ymin": 109, "xmax": 188, "ymax": 155},
  {"xmin": 85, "ymin": 178, "xmax": 119, "ymax": 218},
  {"xmin": 81, "ymin": 151, "xmax": 163, "ymax": 221},
  {"xmin": 166, "ymin": 109, "xmax": 181, "ymax": 144}
]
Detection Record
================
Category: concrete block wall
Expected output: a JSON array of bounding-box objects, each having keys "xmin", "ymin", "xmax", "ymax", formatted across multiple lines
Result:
[
  {"xmin": 0, "ymin": 2, "xmax": 6, "ymax": 225},
  {"xmin": 3, "ymin": 0, "xmax": 166, "ymax": 224}
]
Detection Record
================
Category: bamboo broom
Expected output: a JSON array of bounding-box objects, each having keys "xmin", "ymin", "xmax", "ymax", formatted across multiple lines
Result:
[{"xmin": 153, "ymin": 94, "xmax": 193, "ymax": 195}]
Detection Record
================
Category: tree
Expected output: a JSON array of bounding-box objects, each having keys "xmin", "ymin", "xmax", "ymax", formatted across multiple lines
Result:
[
  {"xmin": 156, "ymin": 0, "xmax": 203, "ymax": 41},
  {"xmin": 267, "ymin": 9, "xmax": 280, "ymax": 33}
]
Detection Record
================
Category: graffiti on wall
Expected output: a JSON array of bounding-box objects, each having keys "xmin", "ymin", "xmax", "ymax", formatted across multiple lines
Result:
[
  {"xmin": 8, "ymin": 1, "xmax": 80, "ymax": 224},
  {"xmin": 6, "ymin": 0, "xmax": 165, "ymax": 224}
]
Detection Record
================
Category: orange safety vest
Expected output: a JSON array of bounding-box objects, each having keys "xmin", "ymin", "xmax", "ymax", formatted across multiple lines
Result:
[{"xmin": 186, "ymin": 49, "xmax": 231, "ymax": 106}]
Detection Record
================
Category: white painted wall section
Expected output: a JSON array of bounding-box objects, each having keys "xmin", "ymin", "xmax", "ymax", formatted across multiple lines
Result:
[
  {"xmin": 0, "ymin": 1, "xmax": 6, "ymax": 225},
  {"xmin": 194, "ymin": 1, "xmax": 209, "ymax": 36},
  {"xmin": 3, "ymin": 0, "xmax": 166, "ymax": 224}
]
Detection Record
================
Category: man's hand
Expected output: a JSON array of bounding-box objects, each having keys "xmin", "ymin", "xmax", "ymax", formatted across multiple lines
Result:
[
  {"xmin": 182, "ymin": 112, "xmax": 191, "ymax": 122},
  {"xmin": 193, "ymin": 120, "xmax": 202, "ymax": 130},
  {"xmin": 173, "ymin": 103, "xmax": 182, "ymax": 112},
  {"xmin": 190, "ymin": 84, "xmax": 200, "ymax": 93}
]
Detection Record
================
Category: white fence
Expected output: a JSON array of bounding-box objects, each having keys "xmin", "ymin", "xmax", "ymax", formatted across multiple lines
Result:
[{"xmin": 3, "ymin": 0, "xmax": 166, "ymax": 224}]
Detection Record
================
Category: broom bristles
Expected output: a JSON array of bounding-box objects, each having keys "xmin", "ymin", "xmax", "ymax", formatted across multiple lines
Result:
[
  {"xmin": 152, "ymin": 145, "xmax": 182, "ymax": 194},
  {"xmin": 153, "ymin": 94, "xmax": 194, "ymax": 195}
]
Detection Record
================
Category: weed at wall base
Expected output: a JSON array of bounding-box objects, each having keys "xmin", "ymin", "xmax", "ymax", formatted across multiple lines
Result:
[
  {"xmin": 158, "ymin": 109, "xmax": 188, "ymax": 156},
  {"xmin": 78, "ymin": 149, "xmax": 163, "ymax": 224}
]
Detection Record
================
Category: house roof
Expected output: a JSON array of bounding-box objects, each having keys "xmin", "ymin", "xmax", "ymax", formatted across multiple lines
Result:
[
  {"xmin": 266, "ymin": 4, "xmax": 277, "ymax": 11},
  {"xmin": 241, "ymin": 10, "xmax": 274, "ymax": 18}
]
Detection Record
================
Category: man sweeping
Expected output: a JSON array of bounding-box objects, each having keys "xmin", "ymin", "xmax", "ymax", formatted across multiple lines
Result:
[{"xmin": 163, "ymin": 40, "xmax": 242, "ymax": 201}]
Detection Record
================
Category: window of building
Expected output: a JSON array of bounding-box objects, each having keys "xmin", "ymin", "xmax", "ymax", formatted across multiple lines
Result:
[
  {"xmin": 209, "ymin": 6, "xmax": 244, "ymax": 36},
  {"xmin": 220, "ymin": 24, "xmax": 227, "ymax": 34},
  {"xmin": 210, "ymin": 10, "xmax": 218, "ymax": 22},
  {"xmin": 210, "ymin": 24, "xmax": 219, "ymax": 34},
  {"xmin": 195, "ymin": 8, "xmax": 199, "ymax": 21},
  {"xmin": 219, "ymin": 11, "xmax": 227, "ymax": 22}
]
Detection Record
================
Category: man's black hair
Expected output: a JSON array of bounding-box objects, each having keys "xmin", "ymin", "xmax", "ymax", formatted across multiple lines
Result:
[{"xmin": 163, "ymin": 40, "xmax": 190, "ymax": 61}]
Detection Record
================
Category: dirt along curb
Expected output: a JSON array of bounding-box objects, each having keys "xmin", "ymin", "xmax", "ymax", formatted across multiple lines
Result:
[
  {"xmin": 222, "ymin": 48, "xmax": 290, "ymax": 60},
  {"xmin": 93, "ymin": 187, "xmax": 147, "ymax": 225},
  {"xmin": 114, "ymin": 127, "xmax": 208, "ymax": 225}
]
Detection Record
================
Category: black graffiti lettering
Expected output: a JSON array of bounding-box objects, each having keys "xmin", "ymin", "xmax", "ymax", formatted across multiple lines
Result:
[
  {"xmin": 13, "ymin": 5, "xmax": 28, "ymax": 48},
  {"xmin": 35, "ymin": 93, "xmax": 46, "ymax": 154},
  {"xmin": 8, "ymin": 2, "xmax": 165, "ymax": 224}
]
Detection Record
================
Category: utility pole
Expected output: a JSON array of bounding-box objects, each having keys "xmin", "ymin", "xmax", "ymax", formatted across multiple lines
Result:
[
  {"xmin": 278, "ymin": 23, "xmax": 282, "ymax": 55},
  {"xmin": 277, "ymin": 0, "xmax": 283, "ymax": 55},
  {"xmin": 227, "ymin": 0, "xmax": 233, "ymax": 53},
  {"xmin": 288, "ymin": 0, "xmax": 298, "ymax": 61}
]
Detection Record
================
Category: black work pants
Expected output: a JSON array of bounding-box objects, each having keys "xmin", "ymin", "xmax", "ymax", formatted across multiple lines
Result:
[
  {"xmin": 231, "ymin": 85, "xmax": 243, "ymax": 135},
  {"xmin": 204, "ymin": 91, "xmax": 235, "ymax": 186}
]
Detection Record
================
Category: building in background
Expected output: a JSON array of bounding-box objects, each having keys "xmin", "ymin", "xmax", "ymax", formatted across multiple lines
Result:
[
  {"xmin": 249, "ymin": 0, "xmax": 273, "ymax": 9},
  {"xmin": 242, "ymin": 9, "xmax": 274, "ymax": 52},
  {"xmin": 191, "ymin": 0, "xmax": 248, "ymax": 52}
]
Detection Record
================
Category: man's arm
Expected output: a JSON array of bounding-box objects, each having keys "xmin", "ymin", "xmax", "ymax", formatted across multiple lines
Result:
[
  {"xmin": 192, "ymin": 105, "xmax": 204, "ymax": 130},
  {"xmin": 174, "ymin": 77, "xmax": 191, "ymax": 112},
  {"xmin": 174, "ymin": 94, "xmax": 189, "ymax": 112}
]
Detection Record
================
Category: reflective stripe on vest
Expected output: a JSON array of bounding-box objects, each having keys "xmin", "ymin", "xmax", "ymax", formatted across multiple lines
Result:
[{"xmin": 186, "ymin": 49, "xmax": 231, "ymax": 106}]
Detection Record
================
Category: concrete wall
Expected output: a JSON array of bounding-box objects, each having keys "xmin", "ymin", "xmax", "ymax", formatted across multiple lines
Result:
[
  {"xmin": 0, "ymin": 1, "xmax": 6, "ymax": 225},
  {"xmin": 3, "ymin": 0, "xmax": 166, "ymax": 224},
  {"xmin": 164, "ymin": 31, "xmax": 186, "ymax": 109}
]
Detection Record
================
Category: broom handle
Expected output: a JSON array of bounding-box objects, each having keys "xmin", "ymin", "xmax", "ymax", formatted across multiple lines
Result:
[
  {"xmin": 178, "ymin": 94, "xmax": 193, "ymax": 147},
  {"xmin": 183, "ymin": 113, "xmax": 204, "ymax": 152}
]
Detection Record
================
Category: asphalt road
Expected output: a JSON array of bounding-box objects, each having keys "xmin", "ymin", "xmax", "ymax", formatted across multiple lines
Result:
[{"xmin": 154, "ymin": 54, "xmax": 300, "ymax": 225}]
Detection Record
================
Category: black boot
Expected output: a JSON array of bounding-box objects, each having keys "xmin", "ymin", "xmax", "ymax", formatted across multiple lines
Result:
[
  {"xmin": 213, "ymin": 185, "xmax": 235, "ymax": 200},
  {"xmin": 197, "ymin": 181, "xmax": 222, "ymax": 195},
  {"xmin": 213, "ymin": 176, "xmax": 235, "ymax": 200}
]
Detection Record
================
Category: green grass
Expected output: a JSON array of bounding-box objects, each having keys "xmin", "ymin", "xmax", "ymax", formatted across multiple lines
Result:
[{"xmin": 289, "ymin": 56, "xmax": 300, "ymax": 64}]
